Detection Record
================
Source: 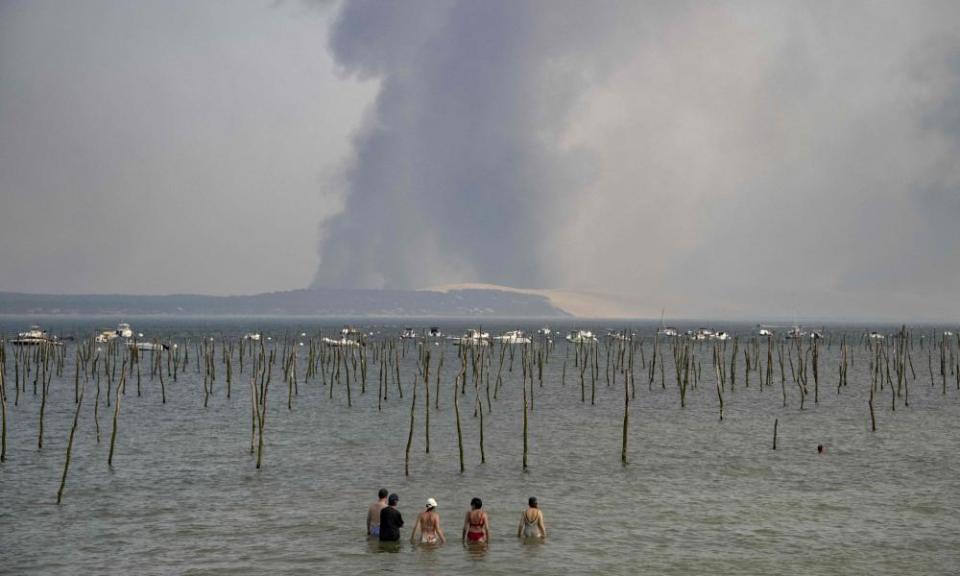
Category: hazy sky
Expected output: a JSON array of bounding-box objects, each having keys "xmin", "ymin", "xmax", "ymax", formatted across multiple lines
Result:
[
  {"xmin": 3, "ymin": 1, "xmax": 960, "ymax": 319},
  {"xmin": 0, "ymin": 0, "xmax": 374, "ymax": 295}
]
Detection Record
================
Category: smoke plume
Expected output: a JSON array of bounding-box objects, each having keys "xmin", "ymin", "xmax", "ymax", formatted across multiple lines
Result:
[{"xmin": 315, "ymin": 1, "xmax": 960, "ymax": 319}]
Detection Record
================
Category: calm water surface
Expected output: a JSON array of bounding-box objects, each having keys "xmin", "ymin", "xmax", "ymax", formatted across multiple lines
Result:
[{"xmin": 1, "ymin": 318, "xmax": 958, "ymax": 575}]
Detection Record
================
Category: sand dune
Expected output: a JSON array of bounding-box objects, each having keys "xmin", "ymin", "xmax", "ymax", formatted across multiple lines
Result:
[{"xmin": 423, "ymin": 283, "xmax": 661, "ymax": 318}]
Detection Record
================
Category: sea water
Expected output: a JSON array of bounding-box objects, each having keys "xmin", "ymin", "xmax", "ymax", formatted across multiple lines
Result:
[{"xmin": 1, "ymin": 318, "xmax": 958, "ymax": 575}]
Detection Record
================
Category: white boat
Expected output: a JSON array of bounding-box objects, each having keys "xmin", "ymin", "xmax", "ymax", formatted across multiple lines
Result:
[
  {"xmin": 243, "ymin": 333, "xmax": 261, "ymax": 341},
  {"xmin": 428, "ymin": 327, "xmax": 444, "ymax": 338},
  {"xmin": 566, "ymin": 330, "xmax": 597, "ymax": 343},
  {"xmin": 340, "ymin": 325, "xmax": 361, "ymax": 336},
  {"xmin": 493, "ymin": 330, "xmax": 531, "ymax": 344},
  {"xmin": 322, "ymin": 336, "xmax": 361, "ymax": 348},
  {"xmin": 95, "ymin": 322, "xmax": 134, "ymax": 343},
  {"xmin": 657, "ymin": 327, "xmax": 678, "ymax": 337},
  {"xmin": 868, "ymin": 332, "xmax": 885, "ymax": 340},
  {"xmin": 400, "ymin": 328, "xmax": 419, "ymax": 339},
  {"xmin": 713, "ymin": 331, "xmax": 731, "ymax": 341},
  {"xmin": 129, "ymin": 341, "xmax": 169, "ymax": 351},
  {"xmin": 452, "ymin": 329, "xmax": 490, "ymax": 346},
  {"xmin": 687, "ymin": 328, "xmax": 714, "ymax": 341},
  {"xmin": 809, "ymin": 330, "xmax": 824, "ymax": 340},
  {"xmin": 785, "ymin": 327, "xmax": 806, "ymax": 339},
  {"xmin": 758, "ymin": 328, "xmax": 774, "ymax": 337},
  {"xmin": 537, "ymin": 327, "xmax": 552, "ymax": 336},
  {"xmin": 12, "ymin": 325, "xmax": 61, "ymax": 346},
  {"xmin": 606, "ymin": 331, "xmax": 632, "ymax": 341}
]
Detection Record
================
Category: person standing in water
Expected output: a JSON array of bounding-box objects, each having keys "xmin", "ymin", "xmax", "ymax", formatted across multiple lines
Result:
[
  {"xmin": 410, "ymin": 498, "xmax": 446, "ymax": 545},
  {"xmin": 379, "ymin": 493, "xmax": 404, "ymax": 542},
  {"xmin": 367, "ymin": 488, "xmax": 389, "ymax": 537},
  {"xmin": 462, "ymin": 497, "xmax": 490, "ymax": 544},
  {"xmin": 517, "ymin": 497, "xmax": 546, "ymax": 540}
]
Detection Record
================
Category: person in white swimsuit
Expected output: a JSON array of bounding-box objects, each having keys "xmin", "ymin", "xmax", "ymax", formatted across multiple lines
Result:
[
  {"xmin": 517, "ymin": 497, "xmax": 546, "ymax": 540},
  {"xmin": 411, "ymin": 498, "xmax": 446, "ymax": 545}
]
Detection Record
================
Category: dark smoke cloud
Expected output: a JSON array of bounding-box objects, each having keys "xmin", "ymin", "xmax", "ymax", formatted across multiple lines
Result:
[
  {"xmin": 313, "ymin": 0, "xmax": 601, "ymax": 289},
  {"xmin": 315, "ymin": 1, "xmax": 960, "ymax": 320}
]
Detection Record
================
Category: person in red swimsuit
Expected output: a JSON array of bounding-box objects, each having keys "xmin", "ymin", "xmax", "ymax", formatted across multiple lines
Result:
[{"xmin": 462, "ymin": 497, "xmax": 490, "ymax": 544}]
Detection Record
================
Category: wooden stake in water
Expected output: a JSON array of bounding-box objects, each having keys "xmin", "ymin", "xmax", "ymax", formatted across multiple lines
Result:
[
  {"xmin": 404, "ymin": 368, "xmax": 417, "ymax": 477},
  {"xmin": 38, "ymin": 345, "xmax": 53, "ymax": 450},
  {"xmin": 108, "ymin": 361, "xmax": 127, "ymax": 466},
  {"xmin": 715, "ymin": 349, "xmax": 724, "ymax": 422},
  {"xmin": 92, "ymin": 353, "xmax": 101, "ymax": 443},
  {"xmin": 522, "ymin": 366, "xmax": 529, "ymax": 471},
  {"xmin": 256, "ymin": 356, "xmax": 271, "ymax": 469},
  {"xmin": 0, "ymin": 356, "xmax": 7, "ymax": 462},
  {"xmin": 621, "ymin": 363, "xmax": 629, "ymax": 465},
  {"xmin": 424, "ymin": 349, "xmax": 431, "ymax": 454},
  {"xmin": 57, "ymin": 382, "xmax": 84, "ymax": 504},
  {"xmin": 772, "ymin": 418, "xmax": 778, "ymax": 450},
  {"xmin": 454, "ymin": 371, "xmax": 465, "ymax": 473}
]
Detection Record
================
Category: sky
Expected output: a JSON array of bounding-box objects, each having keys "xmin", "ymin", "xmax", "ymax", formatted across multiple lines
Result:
[
  {"xmin": 0, "ymin": 0, "xmax": 374, "ymax": 295},
  {"xmin": 2, "ymin": 1, "xmax": 960, "ymax": 320}
]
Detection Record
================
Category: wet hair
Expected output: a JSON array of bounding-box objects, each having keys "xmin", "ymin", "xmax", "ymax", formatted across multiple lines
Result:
[
  {"xmin": 379, "ymin": 488, "xmax": 389, "ymax": 499},
  {"xmin": 388, "ymin": 493, "xmax": 399, "ymax": 506},
  {"xmin": 528, "ymin": 497, "xmax": 538, "ymax": 508},
  {"xmin": 470, "ymin": 497, "xmax": 482, "ymax": 509}
]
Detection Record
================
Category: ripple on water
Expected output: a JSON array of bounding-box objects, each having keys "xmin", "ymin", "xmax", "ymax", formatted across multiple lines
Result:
[{"xmin": 3, "ymin": 321, "xmax": 960, "ymax": 575}]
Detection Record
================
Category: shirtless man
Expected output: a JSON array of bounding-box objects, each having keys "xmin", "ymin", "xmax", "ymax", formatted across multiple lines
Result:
[
  {"xmin": 367, "ymin": 488, "xmax": 389, "ymax": 537},
  {"xmin": 410, "ymin": 498, "xmax": 446, "ymax": 545}
]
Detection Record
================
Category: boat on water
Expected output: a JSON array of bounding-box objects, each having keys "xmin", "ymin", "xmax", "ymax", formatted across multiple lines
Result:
[
  {"xmin": 95, "ymin": 322, "xmax": 134, "ymax": 343},
  {"xmin": 758, "ymin": 328, "xmax": 774, "ymax": 337},
  {"xmin": 340, "ymin": 325, "xmax": 361, "ymax": 337},
  {"xmin": 687, "ymin": 328, "xmax": 715, "ymax": 341},
  {"xmin": 785, "ymin": 327, "xmax": 806, "ymax": 339},
  {"xmin": 428, "ymin": 327, "xmax": 444, "ymax": 338},
  {"xmin": 452, "ymin": 329, "xmax": 490, "ymax": 346},
  {"xmin": 243, "ymin": 333, "xmax": 262, "ymax": 341},
  {"xmin": 493, "ymin": 330, "xmax": 531, "ymax": 344},
  {"xmin": 868, "ymin": 332, "xmax": 885, "ymax": 340},
  {"xmin": 606, "ymin": 331, "xmax": 632, "ymax": 341},
  {"xmin": 400, "ymin": 328, "xmax": 419, "ymax": 339},
  {"xmin": 12, "ymin": 325, "xmax": 62, "ymax": 346},
  {"xmin": 566, "ymin": 329, "xmax": 597, "ymax": 343},
  {"xmin": 657, "ymin": 327, "xmax": 678, "ymax": 337},
  {"xmin": 713, "ymin": 331, "xmax": 731, "ymax": 341},
  {"xmin": 322, "ymin": 336, "xmax": 361, "ymax": 348},
  {"xmin": 129, "ymin": 341, "xmax": 169, "ymax": 351}
]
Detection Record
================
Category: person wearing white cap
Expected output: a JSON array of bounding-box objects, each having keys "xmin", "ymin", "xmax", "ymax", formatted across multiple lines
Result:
[{"xmin": 410, "ymin": 497, "xmax": 446, "ymax": 545}]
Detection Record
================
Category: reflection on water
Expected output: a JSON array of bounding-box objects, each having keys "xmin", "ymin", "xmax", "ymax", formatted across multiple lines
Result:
[
  {"xmin": 464, "ymin": 541, "xmax": 489, "ymax": 561},
  {"xmin": 519, "ymin": 537, "xmax": 546, "ymax": 563},
  {"xmin": 2, "ymin": 318, "xmax": 960, "ymax": 575},
  {"xmin": 375, "ymin": 541, "xmax": 402, "ymax": 554}
]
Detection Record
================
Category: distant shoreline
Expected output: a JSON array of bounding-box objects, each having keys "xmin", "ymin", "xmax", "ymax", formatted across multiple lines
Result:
[{"xmin": 0, "ymin": 287, "xmax": 572, "ymax": 318}]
